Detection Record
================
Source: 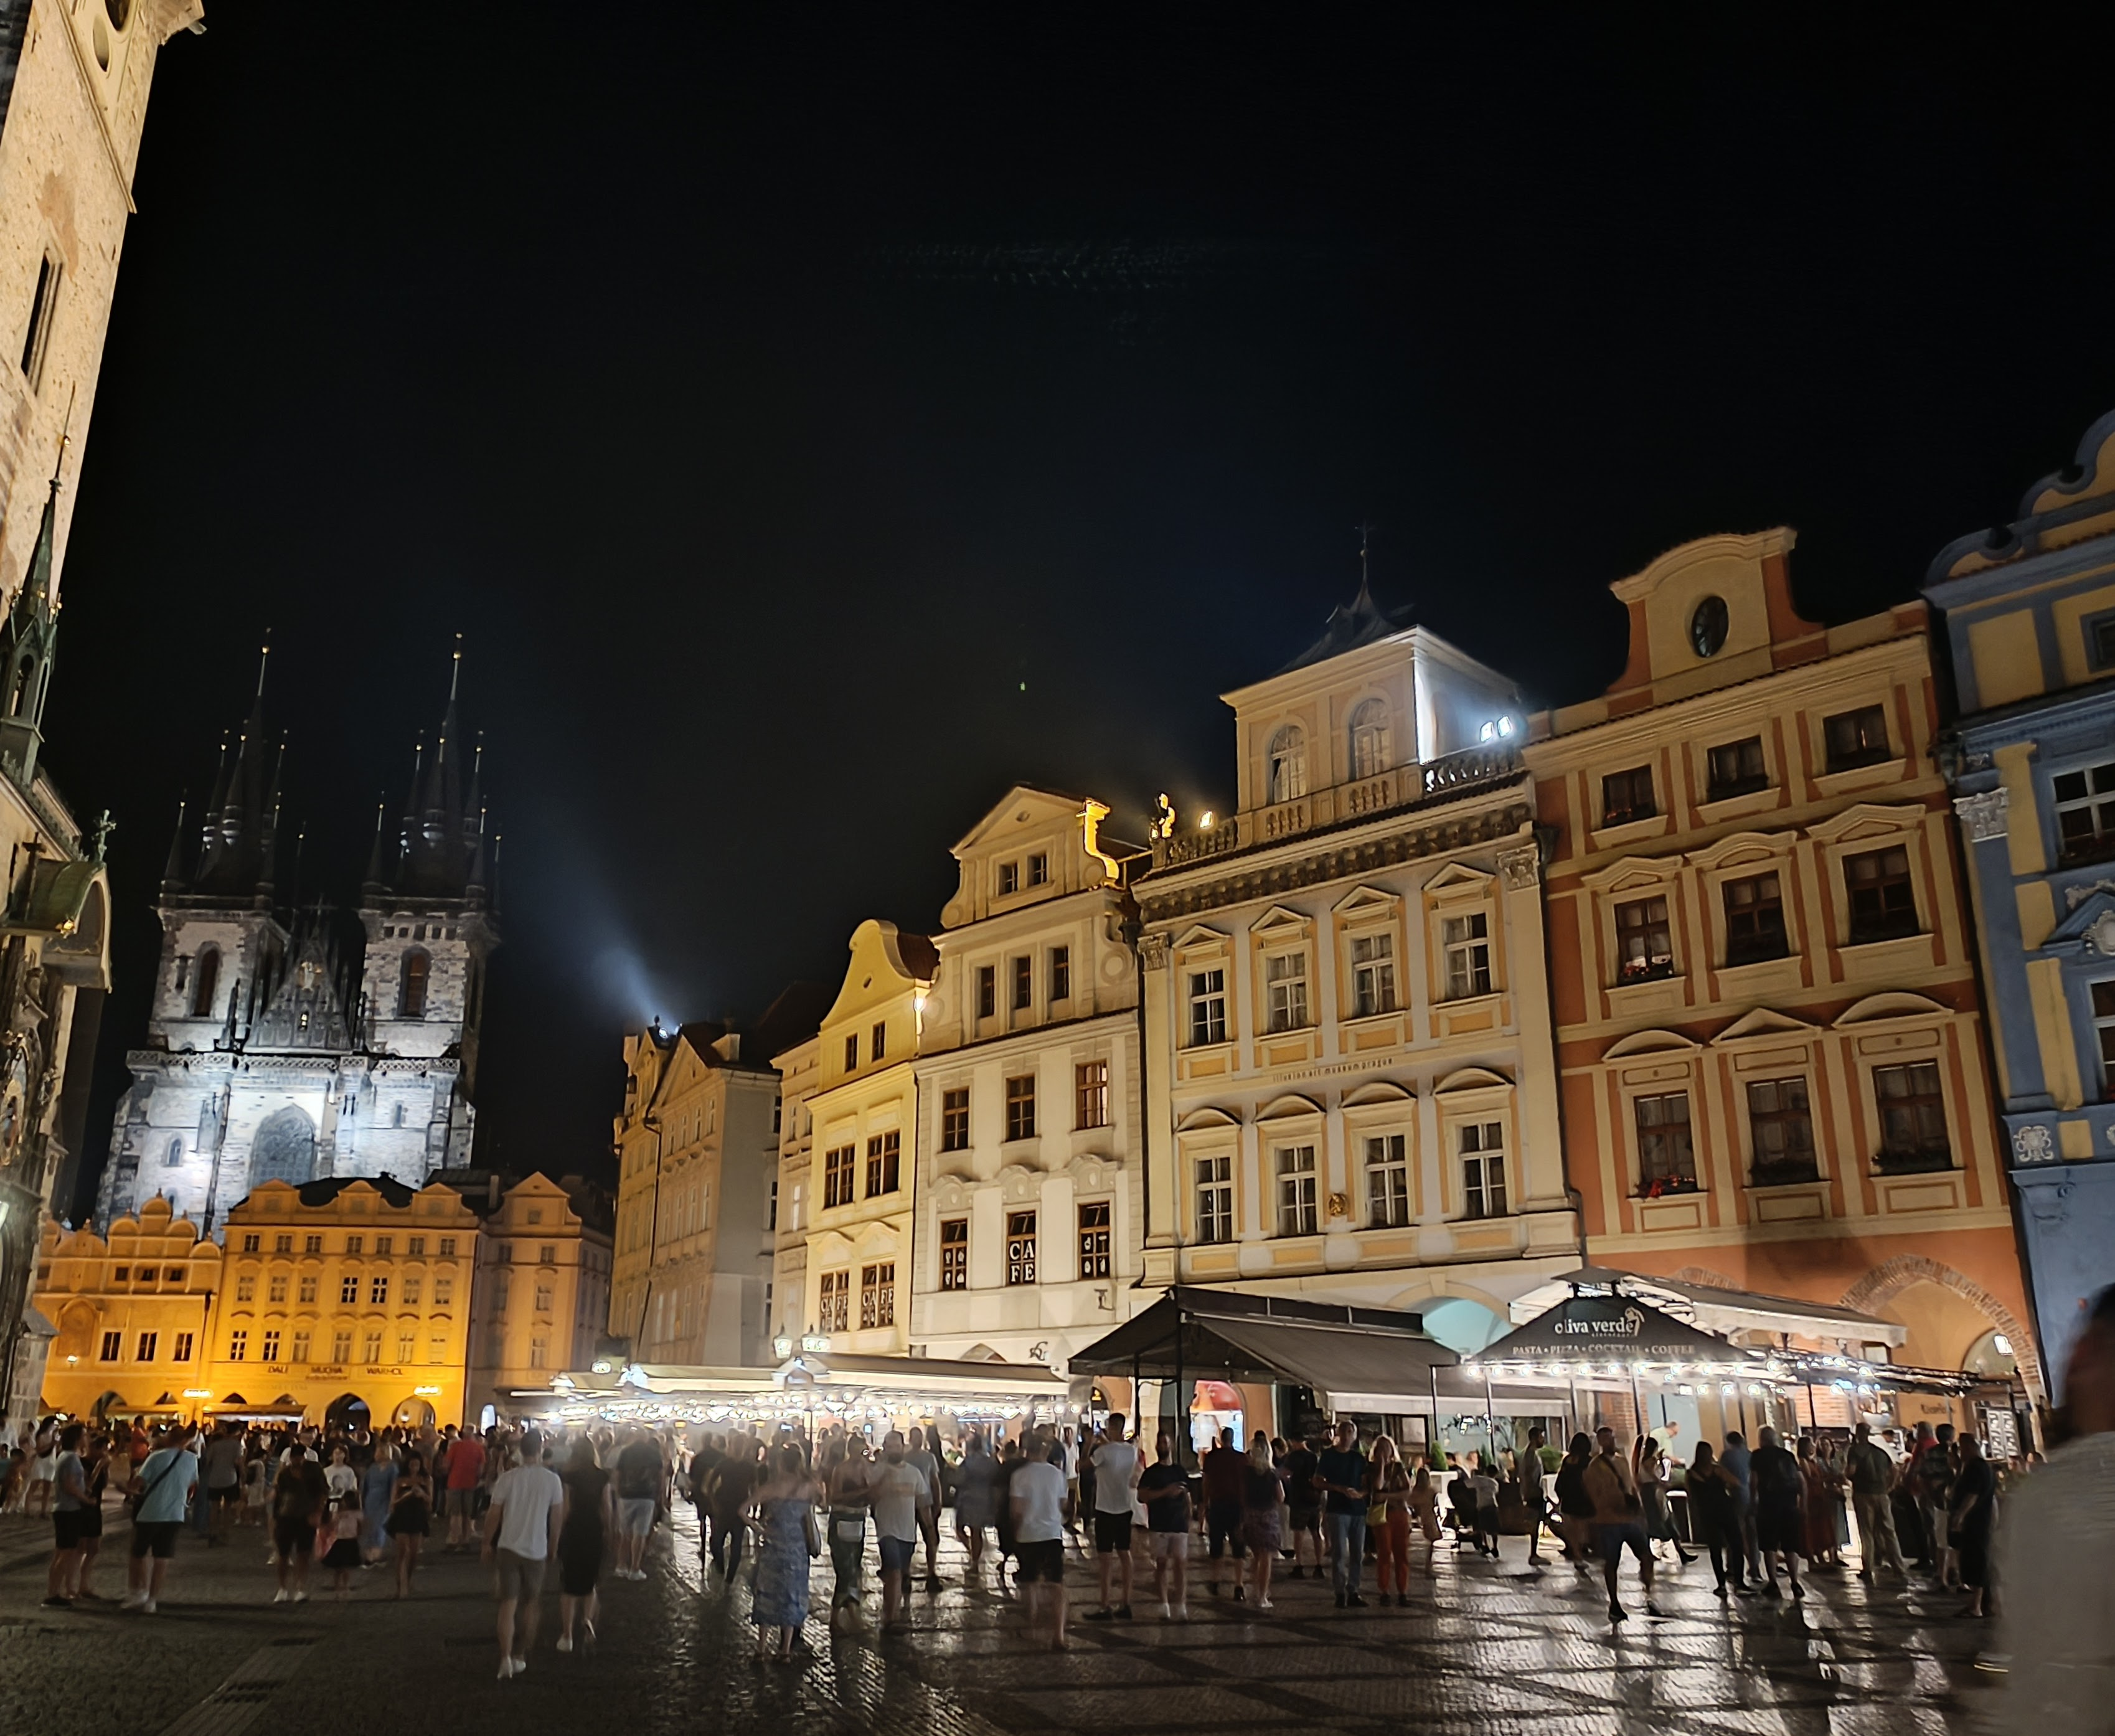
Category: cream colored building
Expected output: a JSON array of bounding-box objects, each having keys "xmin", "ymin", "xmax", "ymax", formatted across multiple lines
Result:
[
  {"xmin": 0, "ymin": 0, "xmax": 197, "ymax": 1434},
  {"xmin": 910, "ymin": 788, "xmax": 1146, "ymax": 1367},
  {"xmin": 36, "ymin": 1196, "xmax": 219, "ymax": 1422},
  {"xmin": 1136, "ymin": 586, "xmax": 1581, "ymax": 1350},
  {"xmin": 768, "ymin": 1031, "xmax": 820, "ymax": 1348},
  {"xmin": 610, "ymin": 993, "xmax": 824, "ymax": 1366},
  {"xmin": 464, "ymin": 1173, "xmax": 613, "ymax": 1425},
  {"xmin": 789, "ymin": 921, "xmax": 935, "ymax": 1354},
  {"xmin": 204, "ymin": 1177, "xmax": 483, "ymax": 1430}
]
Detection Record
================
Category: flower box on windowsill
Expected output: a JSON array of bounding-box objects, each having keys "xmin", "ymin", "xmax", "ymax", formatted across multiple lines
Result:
[
  {"xmin": 1873, "ymin": 1147, "xmax": 1952, "ymax": 1177},
  {"xmin": 1636, "ymin": 1176, "xmax": 1701, "ymax": 1200}
]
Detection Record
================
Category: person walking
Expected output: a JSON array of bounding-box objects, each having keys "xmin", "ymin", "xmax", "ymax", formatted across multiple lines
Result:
[
  {"xmin": 1684, "ymin": 1441, "xmax": 1747, "ymax": 1598},
  {"xmin": 484, "ymin": 1427, "xmax": 566, "ymax": 1681},
  {"xmin": 952, "ymin": 1430, "xmax": 999, "ymax": 1578},
  {"xmin": 44, "ymin": 1423, "xmax": 90, "ymax": 1607},
  {"xmin": 199, "ymin": 1422, "xmax": 244, "ymax": 1546},
  {"xmin": 1200, "ymin": 1427, "xmax": 1247, "ymax": 1601},
  {"xmin": 1844, "ymin": 1422, "xmax": 1906, "ymax": 1582},
  {"xmin": 124, "ymin": 1424, "xmax": 200, "ymax": 1615},
  {"xmin": 1009, "ymin": 1434, "xmax": 1069, "ymax": 1650},
  {"xmin": 1240, "ymin": 1435, "xmax": 1286, "ymax": 1611},
  {"xmin": 1085, "ymin": 1415, "xmax": 1141, "ymax": 1621},
  {"xmin": 1554, "ymin": 1433, "xmax": 1596, "ymax": 1567},
  {"xmin": 1750, "ymin": 1427, "xmax": 1806, "ymax": 1600},
  {"xmin": 612, "ymin": 1427, "xmax": 661, "ymax": 1581},
  {"xmin": 903, "ymin": 1426, "xmax": 944, "ymax": 1593},
  {"xmin": 1634, "ymin": 1437, "xmax": 1692, "ymax": 1565},
  {"xmin": 826, "ymin": 1436, "xmax": 872, "ymax": 1626},
  {"xmin": 1368, "ymin": 1436, "xmax": 1412, "ymax": 1606},
  {"xmin": 272, "ymin": 1445, "xmax": 327, "ymax": 1603},
  {"xmin": 1317, "ymin": 1420, "xmax": 1370, "ymax": 1610},
  {"xmin": 709, "ymin": 1438, "xmax": 760, "ymax": 1580},
  {"xmin": 360, "ymin": 1443, "xmax": 400, "ymax": 1565},
  {"xmin": 869, "ymin": 1431, "xmax": 931, "ymax": 1634},
  {"xmin": 386, "ymin": 1453, "xmax": 432, "ymax": 1597},
  {"xmin": 1948, "ymin": 1434, "xmax": 1996, "ymax": 1620},
  {"xmin": 1912, "ymin": 1423, "xmax": 1958, "ymax": 1587},
  {"xmin": 1519, "ymin": 1427, "xmax": 1552, "ymax": 1568},
  {"xmin": 747, "ymin": 1443, "xmax": 821, "ymax": 1664},
  {"xmin": 1720, "ymin": 1430, "xmax": 1759, "ymax": 1583},
  {"xmin": 1584, "ymin": 1427, "xmax": 1659, "ymax": 1624},
  {"xmin": 1138, "ymin": 1432, "xmax": 1191, "ymax": 1620},
  {"xmin": 444, "ymin": 1426, "xmax": 487, "ymax": 1553},
  {"xmin": 556, "ymin": 1436, "xmax": 612, "ymax": 1651},
  {"xmin": 1281, "ymin": 1433, "xmax": 1322, "ymax": 1578}
]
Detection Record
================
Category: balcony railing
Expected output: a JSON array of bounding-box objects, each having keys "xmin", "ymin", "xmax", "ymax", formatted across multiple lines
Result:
[{"xmin": 1154, "ymin": 744, "xmax": 1520, "ymax": 869}]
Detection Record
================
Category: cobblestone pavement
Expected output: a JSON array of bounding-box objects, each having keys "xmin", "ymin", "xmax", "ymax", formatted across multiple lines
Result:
[{"xmin": 0, "ymin": 1506, "xmax": 2002, "ymax": 1735}]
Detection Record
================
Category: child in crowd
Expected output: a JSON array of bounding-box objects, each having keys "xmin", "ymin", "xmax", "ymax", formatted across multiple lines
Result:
[{"xmin": 323, "ymin": 1494, "xmax": 363, "ymax": 1597}]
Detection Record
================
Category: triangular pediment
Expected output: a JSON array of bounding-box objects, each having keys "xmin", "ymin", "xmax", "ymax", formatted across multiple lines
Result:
[
  {"xmin": 1712, "ymin": 1007, "xmax": 1821, "ymax": 1046},
  {"xmin": 1581, "ymin": 853, "xmax": 1683, "ymax": 895},
  {"xmin": 1251, "ymin": 904, "xmax": 1313, "ymax": 940},
  {"xmin": 1423, "ymin": 862, "xmax": 1496, "ymax": 896},
  {"xmin": 1172, "ymin": 923, "xmax": 1232, "ymax": 955},
  {"xmin": 1331, "ymin": 884, "xmax": 1401, "ymax": 918},
  {"xmin": 949, "ymin": 786, "xmax": 1090, "ymax": 857},
  {"xmin": 2047, "ymin": 882, "xmax": 2115, "ymax": 950}
]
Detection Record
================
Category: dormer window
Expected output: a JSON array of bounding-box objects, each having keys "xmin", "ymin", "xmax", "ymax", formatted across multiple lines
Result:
[
  {"xmin": 1349, "ymin": 699, "xmax": 1392, "ymax": 780},
  {"xmin": 1602, "ymin": 765, "xmax": 1656, "ymax": 827},
  {"xmin": 1028, "ymin": 852, "xmax": 1049, "ymax": 887},
  {"xmin": 1267, "ymin": 725, "xmax": 1308, "ymax": 804},
  {"xmin": 998, "ymin": 861, "xmax": 1020, "ymax": 896},
  {"xmin": 1823, "ymin": 705, "xmax": 1891, "ymax": 773}
]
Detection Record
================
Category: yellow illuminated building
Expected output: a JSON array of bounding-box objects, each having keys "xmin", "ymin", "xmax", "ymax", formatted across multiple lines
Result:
[
  {"xmin": 465, "ymin": 1173, "xmax": 613, "ymax": 1426},
  {"xmin": 36, "ymin": 1198, "xmax": 219, "ymax": 1422}
]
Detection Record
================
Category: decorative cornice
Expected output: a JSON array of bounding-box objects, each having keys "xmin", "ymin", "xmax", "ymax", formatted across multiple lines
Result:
[{"xmin": 1140, "ymin": 803, "xmax": 1535, "ymax": 925}]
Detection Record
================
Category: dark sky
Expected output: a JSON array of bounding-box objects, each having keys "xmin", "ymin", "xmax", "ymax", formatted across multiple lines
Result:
[{"xmin": 47, "ymin": 9, "xmax": 2115, "ymax": 1210}]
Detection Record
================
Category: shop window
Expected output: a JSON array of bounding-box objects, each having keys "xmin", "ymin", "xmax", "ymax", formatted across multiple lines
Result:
[
  {"xmin": 818, "ymin": 1270, "xmax": 849, "ymax": 1332},
  {"xmin": 1077, "ymin": 1200, "xmax": 1112, "ymax": 1279},
  {"xmin": 1006, "ymin": 1212, "xmax": 1038, "ymax": 1285},
  {"xmin": 860, "ymin": 1262, "xmax": 895, "ymax": 1329},
  {"xmin": 939, "ymin": 1218, "xmax": 968, "ymax": 1291}
]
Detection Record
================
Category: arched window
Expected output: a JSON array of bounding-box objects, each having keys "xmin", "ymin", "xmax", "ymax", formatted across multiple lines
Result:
[
  {"xmin": 398, "ymin": 949, "xmax": 430, "ymax": 1019},
  {"xmin": 163, "ymin": 1138, "xmax": 183, "ymax": 1168},
  {"xmin": 1267, "ymin": 725, "xmax": 1308, "ymax": 805},
  {"xmin": 191, "ymin": 946, "xmax": 220, "ymax": 1019},
  {"xmin": 1349, "ymin": 699, "xmax": 1392, "ymax": 780},
  {"xmin": 7, "ymin": 658, "xmax": 31, "ymax": 719}
]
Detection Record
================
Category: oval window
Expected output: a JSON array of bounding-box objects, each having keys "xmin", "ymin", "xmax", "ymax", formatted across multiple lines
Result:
[{"xmin": 1690, "ymin": 595, "xmax": 1730, "ymax": 658}]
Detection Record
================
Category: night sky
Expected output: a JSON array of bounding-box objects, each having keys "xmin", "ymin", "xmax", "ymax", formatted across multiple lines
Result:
[{"xmin": 46, "ymin": 9, "xmax": 2115, "ymax": 1210}]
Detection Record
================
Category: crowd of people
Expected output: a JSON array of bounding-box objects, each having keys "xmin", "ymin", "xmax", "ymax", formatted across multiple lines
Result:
[{"xmin": 4, "ymin": 1286, "xmax": 2109, "ymax": 1710}]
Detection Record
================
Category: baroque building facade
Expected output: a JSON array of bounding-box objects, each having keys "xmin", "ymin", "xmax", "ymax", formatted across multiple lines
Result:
[
  {"xmin": 1926, "ymin": 410, "xmax": 2115, "ymax": 1398},
  {"xmin": 1524, "ymin": 529, "xmax": 2037, "ymax": 1401},
  {"xmin": 0, "ymin": 0, "xmax": 197, "ymax": 1431},
  {"xmin": 1135, "ymin": 587, "xmax": 1580, "ymax": 1350},
  {"xmin": 458, "ymin": 1171, "xmax": 613, "ymax": 1427},
  {"xmin": 908, "ymin": 788, "xmax": 1146, "ymax": 1369},
  {"xmin": 95, "ymin": 657, "xmax": 498, "ymax": 1230},
  {"xmin": 36, "ymin": 1194, "xmax": 217, "ymax": 1422}
]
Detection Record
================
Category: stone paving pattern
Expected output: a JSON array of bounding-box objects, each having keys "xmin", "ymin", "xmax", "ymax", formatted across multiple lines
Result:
[{"xmin": 0, "ymin": 1506, "xmax": 2001, "ymax": 1735}]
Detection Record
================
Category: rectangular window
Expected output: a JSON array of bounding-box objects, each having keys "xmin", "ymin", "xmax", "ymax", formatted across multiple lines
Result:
[
  {"xmin": 273, "ymin": 1234, "xmax": 293, "ymax": 1254},
  {"xmin": 1049, "ymin": 945, "xmax": 1071, "ymax": 1001},
  {"xmin": 345, "ymin": 1235, "xmax": 362, "ymax": 1255},
  {"xmin": 2054, "ymin": 761, "xmax": 2115, "ymax": 866},
  {"xmin": 1634, "ymin": 1093, "xmax": 1697, "ymax": 1192},
  {"xmin": 1012, "ymin": 954, "xmax": 1032, "ymax": 1011},
  {"xmin": 290, "ymin": 1331, "xmax": 309, "ymax": 1364},
  {"xmin": 408, "ymin": 1236, "xmax": 425, "ymax": 1257},
  {"xmin": 1443, "ymin": 912, "xmax": 1492, "ymax": 999},
  {"xmin": 1614, "ymin": 895, "xmax": 1675, "ymax": 982},
  {"xmin": 1030, "ymin": 852, "xmax": 1050, "ymax": 885},
  {"xmin": 1845, "ymin": 846, "xmax": 1918, "ymax": 943},
  {"xmin": 1075, "ymin": 1059, "xmax": 1109, "ymax": 1130},
  {"xmin": 374, "ymin": 1235, "xmax": 393, "ymax": 1257},
  {"xmin": 1275, "ymin": 1143, "xmax": 1318, "ymax": 1236},
  {"xmin": 529, "ymin": 1336, "xmax": 547, "ymax": 1369},
  {"xmin": 844, "ymin": 1034, "xmax": 859, "ymax": 1071},
  {"xmin": 235, "ymin": 1275, "xmax": 255, "ymax": 1302},
  {"xmin": 998, "ymin": 861, "xmax": 1020, "ymax": 896},
  {"xmin": 860, "ymin": 1262, "xmax": 895, "ymax": 1328},
  {"xmin": 940, "ymin": 1087, "xmax": 971, "ymax": 1151},
  {"xmin": 1195, "ymin": 1154, "xmax": 1233, "ymax": 1243},
  {"xmin": 1265, "ymin": 951, "xmax": 1309, "ymax": 1032},
  {"xmin": 400, "ymin": 1332, "xmax": 417, "ymax": 1362},
  {"xmin": 1005, "ymin": 1212, "xmax": 1037, "ymax": 1285},
  {"xmin": 1461, "ymin": 1121, "xmax": 1508, "ymax": 1219},
  {"xmin": 1351, "ymin": 931, "xmax": 1398, "ymax": 1016},
  {"xmin": 402, "ymin": 1277, "xmax": 420, "ymax": 1305},
  {"xmin": 1187, "ymin": 968, "xmax": 1228, "ymax": 1046},
  {"xmin": 21, "ymin": 253, "xmax": 59, "ymax": 391},
  {"xmin": 1365, "ymin": 1133, "xmax": 1410, "ymax": 1229},
  {"xmin": 1078, "ymin": 1199, "xmax": 1112, "ymax": 1279},
  {"xmin": 1723, "ymin": 870, "xmax": 1789, "ymax": 965},
  {"xmin": 260, "ymin": 1329, "xmax": 278, "ymax": 1362},
  {"xmin": 539, "ymin": 1244, "xmax": 556, "ymax": 1265},
  {"xmin": 1874, "ymin": 1060, "xmax": 1951, "ymax": 1172},
  {"xmin": 136, "ymin": 1331, "xmax": 159, "ymax": 1362},
  {"xmin": 2095, "ymin": 981, "xmax": 2115, "ymax": 1095},
  {"xmin": 228, "ymin": 1329, "xmax": 250, "ymax": 1362},
  {"xmin": 340, "ymin": 1275, "xmax": 359, "ymax": 1304},
  {"xmin": 1706, "ymin": 735, "xmax": 1769, "ymax": 801},
  {"xmin": 241, "ymin": 1234, "xmax": 261, "ymax": 1253},
  {"xmin": 298, "ymin": 1275, "xmax": 318, "ymax": 1304},
  {"xmin": 1602, "ymin": 763, "xmax": 1657, "ymax": 826},
  {"xmin": 976, "ymin": 965, "xmax": 996, "ymax": 1019},
  {"xmin": 267, "ymin": 1273, "xmax": 288, "ymax": 1303},
  {"xmin": 332, "ymin": 1330, "xmax": 352, "ymax": 1363},
  {"xmin": 172, "ymin": 1332, "xmax": 193, "ymax": 1362},
  {"xmin": 818, "ymin": 1270, "xmax": 849, "ymax": 1333},
  {"xmin": 428, "ymin": 1334, "xmax": 446, "ymax": 1363},
  {"xmin": 824, "ymin": 1144, "xmax": 856, "ymax": 1208},
  {"xmin": 433, "ymin": 1278, "xmax": 453, "ymax": 1306},
  {"xmin": 370, "ymin": 1276, "xmax": 389, "ymax": 1306},
  {"xmin": 1005, "ymin": 1074, "xmax": 1037, "ymax": 1141},
  {"xmin": 362, "ymin": 1330, "xmax": 383, "ymax": 1364},
  {"xmin": 939, "ymin": 1217, "xmax": 969, "ymax": 1291},
  {"xmin": 1824, "ymin": 704, "xmax": 1892, "ymax": 771},
  {"xmin": 492, "ymin": 1272, "xmax": 510, "ymax": 1315},
  {"xmin": 865, "ymin": 1130, "xmax": 901, "ymax": 1197},
  {"xmin": 1746, "ymin": 1077, "xmax": 1818, "ymax": 1185},
  {"xmin": 438, "ymin": 1237, "xmax": 456, "ymax": 1258},
  {"xmin": 306, "ymin": 1234, "xmax": 324, "ymax": 1254},
  {"xmin": 99, "ymin": 1329, "xmax": 121, "ymax": 1362},
  {"xmin": 870, "ymin": 1019, "xmax": 887, "ymax": 1062}
]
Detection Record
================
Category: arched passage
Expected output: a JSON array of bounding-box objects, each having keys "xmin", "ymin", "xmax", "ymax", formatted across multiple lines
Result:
[
  {"xmin": 1840, "ymin": 1254, "xmax": 2044, "ymax": 1402},
  {"xmin": 324, "ymin": 1392, "xmax": 371, "ymax": 1434}
]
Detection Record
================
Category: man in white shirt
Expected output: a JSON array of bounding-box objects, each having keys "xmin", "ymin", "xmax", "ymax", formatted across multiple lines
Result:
[
  {"xmin": 483, "ymin": 1430, "xmax": 565, "ymax": 1681},
  {"xmin": 869, "ymin": 1432, "xmax": 931, "ymax": 1633},
  {"xmin": 1010, "ymin": 1433, "xmax": 1070, "ymax": 1649},
  {"xmin": 1086, "ymin": 1413, "xmax": 1142, "ymax": 1621},
  {"xmin": 903, "ymin": 1425, "xmax": 943, "ymax": 1592}
]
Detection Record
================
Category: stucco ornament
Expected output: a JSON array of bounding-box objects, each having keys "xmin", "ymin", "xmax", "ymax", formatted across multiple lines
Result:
[
  {"xmin": 1951, "ymin": 788, "xmax": 2008, "ymax": 844},
  {"xmin": 2011, "ymin": 1123, "xmax": 2056, "ymax": 1165},
  {"xmin": 2089, "ymin": 910, "xmax": 2115, "ymax": 959}
]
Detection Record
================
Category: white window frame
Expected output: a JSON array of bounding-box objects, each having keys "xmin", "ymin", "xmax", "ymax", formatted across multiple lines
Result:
[
  {"xmin": 1194, "ymin": 1153, "xmax": 1234, "ymax": 1243},
  {"xmin": 1264, "ymin": 950, "xmax": 1310, "ymax": 1033},
  {"xmin": 1267, "ymin": 724, "xmax": 1308, "ymax": 804},
  {"xmin": 1274, "ymin": 1143, "xmax": 1318, "ymax": 1237},
  {"xmin": 1441, "ymin": 910, "xmax": 1492, "ymax": 1000},
  {"xmin": 1364, "ymin": 1132, "xmax": 1410, "ymax": 1229},
  {"xmin": 1187, "ymin": 966, "xmax": 1228, "ymax": 1047},
  {"xmin": 1349, "ymin": 930, "xmax": 1397, "ymax": 1018},
  {"xmin": 1459, "ymin": 1120, "xmax": 1508, "ymax": 1219}
]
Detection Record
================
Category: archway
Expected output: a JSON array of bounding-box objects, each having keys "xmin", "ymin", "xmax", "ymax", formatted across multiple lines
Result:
[
  {"xmin": 392, "ymin": 1399, "xmax": 435, "ymax": 1428},
  {"xmin": 1840, "ymin": 1254, "xmax": 2044, "ymax": 1402},
  {"xmin": 324, "ymin": 1392, "xmax": 370, "ymax": 1435},
  {"xmin": 248, "ymin": 1105, "xmax": 317, "ymax": 1192}
]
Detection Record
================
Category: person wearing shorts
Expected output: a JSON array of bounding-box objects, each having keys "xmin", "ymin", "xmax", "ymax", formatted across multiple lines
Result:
[
  {"xmin": 1199, "ymin": 1428, "xmax": 1248, "ymax": 1599},
  {"xmin": 445, "ymin": 1430, "xmax": 487, "ymax": 1552},
  {"xmin": 869, "ymin": 1432, "xmax": 931, "ymax": 1633},
  {"xmin": 612, "ymin": 1428, "xmax": 662, "ymax": 1580},
  {"xmin": 1138, "ymin": 1432, "xmax": 1192, "ymax": 1620},
  {"xmin": 1585, "ymin": 1428, "xmax": 1657, "ymax": 1625},
  {"xmin": 272, "ymin": 1449, "xmax": 327, "ymax": 1603},
  {"xmin": 1010, "ymin": 1435, "xmax": 1069, "ymax": 1649},
  {"xmin": 125, "ymin": 1426, "xmax": 199, "ymax": 1613},
  {"xmin": 484, "ymin": 1428, "xmax": 565, "ymax": 1681},
  {"xmin": 1086, "ymin": 1415, "xmax": 1141, "ymax": 1620},
  {"xmin": 44, "ymin": 1424, "xmax": 90, "ymax": 1606}
]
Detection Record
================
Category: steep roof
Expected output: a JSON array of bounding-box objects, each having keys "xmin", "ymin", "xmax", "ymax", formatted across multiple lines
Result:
[{"xmin": 1273, "ymin": 576, "xmax": 1415, "ymax": 676}]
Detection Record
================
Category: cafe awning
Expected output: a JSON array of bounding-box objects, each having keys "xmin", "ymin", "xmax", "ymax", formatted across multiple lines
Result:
[
  {"xmin": 1068, "ymin": 1287, "xmax": 1455, "ymax": 1413},
  {"xmin": 1466, "ymin": 1291, "xmax": 1773, "ymax": 1379},
  {"xmin": 1505, "ymin": 1266, "xmax": 1907, "ymax": 1348}
]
